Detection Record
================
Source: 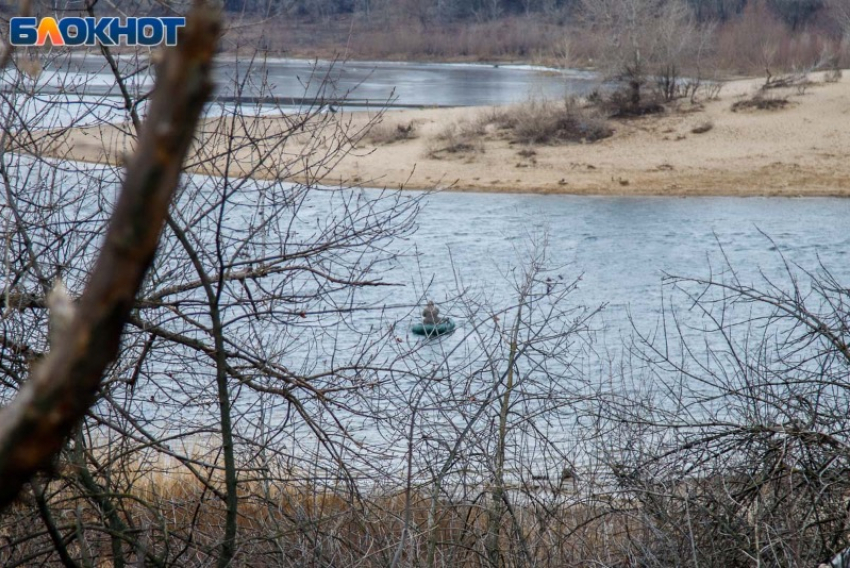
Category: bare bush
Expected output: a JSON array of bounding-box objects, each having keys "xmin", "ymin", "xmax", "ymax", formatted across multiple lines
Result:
[
  {"xmin": 482, "ymin": 98, "xmax": 614, "ymax": 143},
  {"xmin": 603, "ymin": 86, "xmax": 668, "ymax": 117},
  {"xmin": 691, "ymin": 120, "xmax": 714, "ymax": 133},
  {"xmin": 824, "ymin": 67, "xmax": 844, "ymax": 82},
  {"xmin": 580, "ymin": 0, "xmax": 715, "ymax": 108},
  {"xmin": 731, "ymin": 93, "xmax": 790, "ymax": 111},
  {"xmin": 427, "ymin": 120, "xmax": 485, "ymax": 156},
  {"xmin": 366, "ymin": 120, "xmax": 418, "ymax": 145},
  {"xmin": 599, "ymin": 252, "xmax": 850, "ymax": 567},
  {"xmin": 762, "ymin": 70, "xmax": 811, "ymax": 89}
]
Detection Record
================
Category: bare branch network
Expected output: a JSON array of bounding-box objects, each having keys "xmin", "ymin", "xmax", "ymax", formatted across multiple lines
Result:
[{"xmin": 0, "ymin": 1, "xmax": 849, "ymax": 567}]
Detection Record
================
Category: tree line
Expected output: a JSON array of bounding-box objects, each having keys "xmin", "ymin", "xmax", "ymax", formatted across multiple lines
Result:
[{"xmin": 219, "ymin": 0, "xmax": 831, "ymax": 30}]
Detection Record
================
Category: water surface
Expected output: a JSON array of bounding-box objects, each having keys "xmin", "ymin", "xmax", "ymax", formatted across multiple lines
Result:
[
  {"xmin": 5, "ymin": 54, "xmax": 598, "ymax": 108},
  {"xmin": 392, "ymin": 192, "xmax": 850, "ymax": 338}
]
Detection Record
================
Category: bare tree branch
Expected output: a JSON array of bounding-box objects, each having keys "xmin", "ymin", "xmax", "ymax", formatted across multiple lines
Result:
[{"xmin": 0, "ymin": 2, "xmax": 220, "ymax": 511}]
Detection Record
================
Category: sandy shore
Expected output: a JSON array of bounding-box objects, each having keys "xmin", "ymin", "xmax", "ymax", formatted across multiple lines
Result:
[{"xmin": 32, "ymin": 72, "xmax": 850, "ymax": 197}]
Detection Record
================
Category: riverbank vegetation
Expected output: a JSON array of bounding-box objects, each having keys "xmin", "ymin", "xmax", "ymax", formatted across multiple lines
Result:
[
  {"xmin": 4, "ymin": 1, "xmax": 850, "ymax": 568},
  {"xmin": 219, "ymin": 0, "xmax": 850, "ymax": 74},
  {"xmin": 20, "ymin": 0, "xmax": 850, "ymax": 196}
]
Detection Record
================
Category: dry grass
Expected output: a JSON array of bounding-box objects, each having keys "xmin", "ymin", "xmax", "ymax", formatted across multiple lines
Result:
[
  {"xmin": 425, "ymin": 98, "xmax": 613, "ymax": 160},
  {"xmin": 731, "ymin": 94, "xmax": 790, "ymax": 112},
  {"xmin": 427, "ymin": 120, "xmax": 486, "ymax": 157},
  {"xmin": 0, "ymin": 462, "xmax": 641, "ymax": 568},
  {"xmin": 691, "ymin": 120, "xmax": 714, "ymax": 134},
  {"xmin": 9, "ymin": 463, "xmax": 847, "ymax": 568},
  {"xmin": 365, "ymin": 120, "xmax": 417, "ymax": 145},
  {"xmin": 480, "ymin": 98, "xmax": 614, "ymax": 145},
  {"xmin": 4, "ymin": 440, "xmax": 850, "ymax": 568}
]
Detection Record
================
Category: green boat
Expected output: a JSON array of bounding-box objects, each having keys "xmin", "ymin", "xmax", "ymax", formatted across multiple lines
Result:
[{"xmin": 411, "ymin": 319, "xmax": 456, "ymax": 338}]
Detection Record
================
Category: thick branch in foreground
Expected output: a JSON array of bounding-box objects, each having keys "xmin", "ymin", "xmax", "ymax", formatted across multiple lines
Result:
[{"xmin": 0, "ymin": 4, "xmax": 220, "ymax": 511}]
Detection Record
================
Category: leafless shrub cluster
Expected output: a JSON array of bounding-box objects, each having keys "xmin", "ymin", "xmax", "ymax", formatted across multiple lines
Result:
[
  {"xmin": 366, "ymin": 120, "xmax": 418, "ymax": 145},
  {"xmin": 762, "ymin": 70, "xmax": 812, "ymax": 90},
  {"xmin": 824, "ymin": 67, "xmax": 844, "ymax": 82},
  {"xmin": 602, "ymin": 86, "xmax": 669, "ymax": 117},
  {"xmin": 427, "ymin": 120, "xmax": 486, "ymax": 156},
  {"xmin": 703, "ymin": 81, "xmax": 725, "ymax": 100},
  {"xmin": 482, "ymin": 98, "xmax": 614, "ymax": 144},
  {"xmin": 691, "ymin": 120, "xmax": 714, "ymax": 133},
  {"xmin": 731, "ymin": 93, "xmax": 790, "ymax": 111},
  {"xmin": 579, "ymin": 0, "xmax": 716, "ymax": 111},
  {"xmin": 593, "ymin": 252, "xmax": 850, "ymax": 568}
]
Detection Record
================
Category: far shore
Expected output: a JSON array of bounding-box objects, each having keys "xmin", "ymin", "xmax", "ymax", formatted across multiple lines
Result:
[{"xmin": 30, "ymin": 72, "xmax": 850, "ymax": 198}]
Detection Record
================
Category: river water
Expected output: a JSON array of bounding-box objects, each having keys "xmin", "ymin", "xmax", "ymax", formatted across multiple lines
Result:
[
  {"xmin": 5, "ymin": 56, "xmax": 850, "ymax": 480},
  {"xmin": 7, "ymin": 55, "xmax": 850, "ymax": 389},
  {"xmin": 399, "ymin": 192, "xmax": 850, "ymax": 338},
  {"xmin": 8, "ymin": 54, "xmax": 597, "ymax": 108}
]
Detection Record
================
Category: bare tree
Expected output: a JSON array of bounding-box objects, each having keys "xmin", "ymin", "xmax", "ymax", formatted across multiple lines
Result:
[
  {"xmin": 580, "ymin": 0, "xmax": 713, "ymax": 108},
  {"xmin": 1, "ymin": 1, "xmax": 428, "ymax": 565},
  {"xmin": 827, "ymin": 0, "xmax": 850, "ymax": 39},
  {"xmin": 0, "ymin": 0, "xmax": 220, "ymax": 512},
  {"xmin": 594, "ymin": 247, "xmax": 850, "ymax": 567}
]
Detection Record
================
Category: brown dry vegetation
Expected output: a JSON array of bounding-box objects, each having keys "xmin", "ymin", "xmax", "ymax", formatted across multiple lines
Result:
[
  {"xmin": 222, "ymin": 6, "xmax": 850, "ymax": 75},
  {"xmin": 224, "ymin": 15, "xmax": 577, "ymax": 65},
  {"xmin": 481, "ymin": 99, "xmax": 613, "ymax": 145},
  {"xmin": 7, "ymin": 4, "xmax": 850, "ymax": 568},
  {"xmin": 6, "ymin": 453, "xmax": 850, "ymax": 567},
  {"xmin": 365, "ymin": 121, "xmax": 418, "ymax": 145},
  {"xmin": 1, "ymin": 468, "xmax": 637, "ymax": 567}
]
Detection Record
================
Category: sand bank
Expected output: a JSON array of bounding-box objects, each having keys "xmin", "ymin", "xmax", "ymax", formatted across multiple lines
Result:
[{"xmin": 32, "ymin": 72, "xmax": 850, "ymax": 197}]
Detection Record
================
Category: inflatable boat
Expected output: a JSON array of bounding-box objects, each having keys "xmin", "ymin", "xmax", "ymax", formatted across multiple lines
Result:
[{"xmin": 411, "ymin": 319, "xmax": 456, "ymax": 337}]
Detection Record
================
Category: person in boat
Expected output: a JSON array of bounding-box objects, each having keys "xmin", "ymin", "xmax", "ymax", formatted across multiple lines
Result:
[{"xmin": 422, "ymin": 300, "xmax": 443, "ymax": 325}]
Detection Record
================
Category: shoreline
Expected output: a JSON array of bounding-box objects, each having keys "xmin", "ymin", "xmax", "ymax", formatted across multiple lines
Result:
[{"xmin": 30, "ymin": 73, "xmax": 850, "ymax": 198}]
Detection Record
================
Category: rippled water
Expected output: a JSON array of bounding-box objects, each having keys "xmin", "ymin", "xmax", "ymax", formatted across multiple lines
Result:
[
  {"xmin": 274, "ymin": 189, "xmax": 850, "ymax": 476},
  {"xmin": 6, "ymin": 56, "xmax": 850, "ymax": 474},
  {"xmin": 387, "ymin": 192, "xmax": 850, "ymax": 339}
]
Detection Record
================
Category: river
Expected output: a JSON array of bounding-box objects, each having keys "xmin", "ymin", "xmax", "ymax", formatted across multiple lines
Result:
[
  {"xmin": 5, "ymin": 56, "xmax": 850, "ymax": 480},
  {"xmin": 5, "ymin": 54, "xmax": 598, "ymax": 109},
  {"xmin": 397, "ymin": 191, "xmax": 850, "ymax": 338}
]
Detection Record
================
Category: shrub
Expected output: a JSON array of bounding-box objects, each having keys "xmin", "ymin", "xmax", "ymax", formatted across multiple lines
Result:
[
  {"xmin": 427, "ymin": 121, "xmax": 484, "ymax": 157},
  {"xmin": 824, "ymin": 68, "xmax": 843, "ymax": 83},
  {"xmin": 731, "ymin": 94, "xmax": 790, "ymax": 112},
  {"xmin": 691, "ymin": 120, "xmax": 714, "ymax": 134},
  {"xmin": 483, "ymin": 98, "xmax": 613, "ymax": 144},
  {"xmin": 366, "ymin": 121, "xmax": 417, "ymax": 145},
  {"xmin": 702, "ymin": 82, "xmax": 724, "ymax": 101},
  {"xmin": 602, "ymin": 86, "xmax": 667, "ymax": 117},
  {"xmin": 762, "ymin": 71, "xmax": 811, "ymax": 90}
]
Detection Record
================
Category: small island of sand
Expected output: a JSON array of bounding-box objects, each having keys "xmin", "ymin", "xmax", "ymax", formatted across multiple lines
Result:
[{"xmin": 31, "ymin": 72, "xmax": 850, "ymax": 197}]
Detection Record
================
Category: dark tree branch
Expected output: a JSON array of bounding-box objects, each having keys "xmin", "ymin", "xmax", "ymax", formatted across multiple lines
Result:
[{"xmin": 0, "ymin": 2, "xmax": 220, "ymax": 512}]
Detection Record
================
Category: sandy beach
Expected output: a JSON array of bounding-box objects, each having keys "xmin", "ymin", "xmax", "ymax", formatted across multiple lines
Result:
[{"xmin": 32, "ymin": 72, "xmax": 850, "ymax": 197}]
